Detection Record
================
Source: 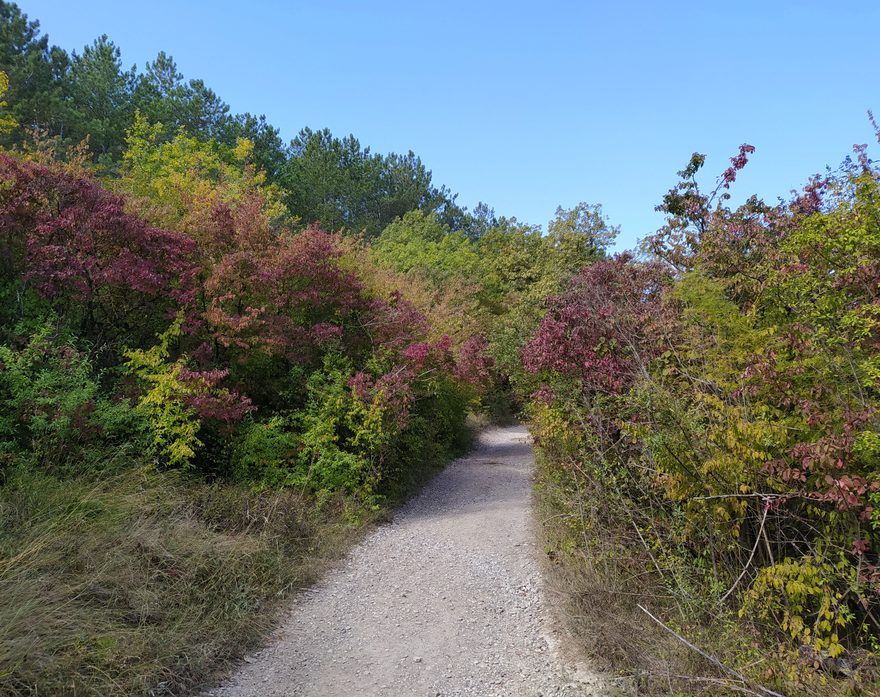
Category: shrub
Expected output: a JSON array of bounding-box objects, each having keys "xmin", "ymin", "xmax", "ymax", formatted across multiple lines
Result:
[
  {"xmin": 0, "ymin": 323, "xmax": 143, "ymax": 473},
  {"xmin": 124, "ymin": 315, "xmax": 252, "ymax": 470}
]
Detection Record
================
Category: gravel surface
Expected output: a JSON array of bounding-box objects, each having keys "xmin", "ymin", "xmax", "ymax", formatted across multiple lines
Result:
[{"xmin": 205, "ymin": 425, "xmax": 606, "ymax": 697}]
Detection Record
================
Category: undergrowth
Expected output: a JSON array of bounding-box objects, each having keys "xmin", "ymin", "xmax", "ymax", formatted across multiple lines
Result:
[
  {"xmin": 526, "ymin": 143, "xmax": 880, "ymax": 696},
  {"xmin": 536, "ymin": 441, "xmax": 880, "ymax": 695}
]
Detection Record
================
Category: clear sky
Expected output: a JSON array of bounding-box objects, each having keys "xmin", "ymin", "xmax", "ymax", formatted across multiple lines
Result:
[{"xmin": 20, "ymin": 0, "xmax": 880, "ymax": 249}]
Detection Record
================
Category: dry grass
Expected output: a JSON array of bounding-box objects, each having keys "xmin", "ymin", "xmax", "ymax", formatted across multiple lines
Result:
[{"xmin": 0, "ymin": 467, "xmax": 363, "ymax": 696}]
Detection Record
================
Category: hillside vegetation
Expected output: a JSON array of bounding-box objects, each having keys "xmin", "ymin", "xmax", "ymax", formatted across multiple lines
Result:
[{"xmin": 0, "ymin": 3, "xmax": 878, "ymax": 696}]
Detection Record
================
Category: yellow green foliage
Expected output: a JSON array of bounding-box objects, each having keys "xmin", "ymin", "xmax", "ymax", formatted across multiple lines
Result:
[
  {"xmin": 123, "ymin": 315, "xmax": 202, "ymax": 469},
  {"xmin": 528, "ymin": 401, "xmax": 584, "ymax": 463},
  {"xmin": 118, "ymin": 112, "xmax": 286, "ymax": 244},
  {"xmin": 0, "ymin": 72, "xmax": 17, "ymax": 136},
  {"xmin": 742, "ymin": 555, "xmax": 855, "ymax": 658}
]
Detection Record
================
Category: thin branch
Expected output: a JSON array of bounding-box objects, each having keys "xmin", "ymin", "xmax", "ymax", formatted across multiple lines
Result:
[
  {"xmin": 720, "ymin": 503, "xmax": 768, "ymax": 603},
  {"xmin": 691, "ymin": 492, "xmax": 816, "ymax": 502},
  {"xmin": 631, "ymin": 519, "xmax": 688, "ymax": 618},
  {"xmin": 667, "ymin": 674, "xmax": 774, "ymax": 697},
  {"xmin": 637, "ymin": 604, "xmax": 786, "ymax": 697}
]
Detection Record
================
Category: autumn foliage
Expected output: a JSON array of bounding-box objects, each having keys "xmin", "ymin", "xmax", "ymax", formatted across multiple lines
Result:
[
  {"xmin": 525, "ymin": 143, "xmax": 880, "ymax": 693},
  {"xmin": 2, "ymin": 4, "xmax": 879, "ymax": 693},
  {"xmin": 0, "ymin": 145, "xmax": 488, "ymax": 499}
]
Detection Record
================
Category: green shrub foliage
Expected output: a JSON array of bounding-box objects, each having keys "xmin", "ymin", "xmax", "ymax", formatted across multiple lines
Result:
[
  {"xmin": 523, "ymin": 144, "xmax": 880, "ymax": 691},
  {"xmin": 0, "ymin": 323, "xmax": 144, "ymax": 473}
]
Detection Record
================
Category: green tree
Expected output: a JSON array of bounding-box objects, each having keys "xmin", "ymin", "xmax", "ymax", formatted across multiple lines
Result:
[
  {"xmin": 66, "ymin": 35, "xmax": 135, "ymax": 159},
  {"xmin": 0, "ymin": 1, "xmax": 69, "ymax": 146},
  {"xmin": 546, "ymin": 202, "xmax": 617, "ymax": 269},
  {"xmin": 178, "ymin": 78, "xmax": 231, "ymax": 139},
  {"xmin": 132, "ymin": 51, "xmax": 188, "ymax": 131},
  {"xmin": 477, "ymin": 217, "xmax": 546, "ymax": 300},
  {"xmin": 376, "ymin": 150, "xmax": 458, "ymax": 235},
  {"xmin": 372, "ymin": 210, "xmax": 484, "ymax": 285},
  {"xmin": 281, "ymin": 127, "xmax": 459, "ymax": 238},
  {"xmin": 460, "ymin": 201, "xmax": 498, "ymax": 240},
  {"xmin": 222, "ymin": 112, "xmax": 288, "ymax": 180},
  {"xmin": 132, "ymin": 52, "xmax": 233, "ymax": 142},
  {"xmin": 281, "ymin": 127, "xmax": 375, "ymax": 233}
]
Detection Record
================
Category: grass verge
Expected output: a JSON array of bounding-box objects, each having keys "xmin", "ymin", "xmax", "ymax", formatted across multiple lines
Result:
[{"xmin": 0, "ymin": 419, "xmax": 479, "ymax": 696}]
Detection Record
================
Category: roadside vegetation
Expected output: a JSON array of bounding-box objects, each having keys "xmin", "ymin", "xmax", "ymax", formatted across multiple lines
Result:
[
  {"xmin": 526, "ymin": 148, "xmax": 880, "ymax": 695},
  {"xmin": 1, "ymin": 2, "xmax": 878, "ymax": 696}
]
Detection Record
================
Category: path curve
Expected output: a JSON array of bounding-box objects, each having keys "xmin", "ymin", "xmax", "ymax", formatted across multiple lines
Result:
[{"xmin": 206, "ymin": 425, "xmax": 603, "ymax": 697}]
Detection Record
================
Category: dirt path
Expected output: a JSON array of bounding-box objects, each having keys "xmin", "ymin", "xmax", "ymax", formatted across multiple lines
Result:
[{"xmin": 205, "ymin": 425, "xmax": 604, "ymax": 696}]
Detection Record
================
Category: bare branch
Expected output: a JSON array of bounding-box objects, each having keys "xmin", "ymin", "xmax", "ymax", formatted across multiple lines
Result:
[
  {"xmin": 720, "ymin": 503, "xmax": 768, "ymax": 603},
  {"xmin": 637, "ymin": 604, "xmax": 786, "ymax": 697}
]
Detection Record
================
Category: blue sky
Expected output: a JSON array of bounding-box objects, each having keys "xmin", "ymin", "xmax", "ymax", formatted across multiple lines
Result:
[{"xmin": 21, "ymin": 0, "xmax": 880, "ymax": 249}]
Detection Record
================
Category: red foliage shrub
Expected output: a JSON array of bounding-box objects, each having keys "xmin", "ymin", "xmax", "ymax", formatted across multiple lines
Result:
[
  {"xmin": 522, "ymin": 254, "xmax": 671, "ymax": 394},
  {"xmin": 204, "ymin": 226, "xmax": 365, "ymax": 360},
  {"xmin": 0, "ymin": 154, "xmax": 199, "ymax": 337},
  {"xmin": 455, "ymin": 334, "xmax": 493, "ymax": 386}
]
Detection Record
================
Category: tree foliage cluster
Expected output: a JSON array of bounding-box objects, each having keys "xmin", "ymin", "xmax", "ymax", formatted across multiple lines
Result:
[
  {"xmin": 523, "ymin": 143, "xmax": 880, "ymax": 694},
  {"xmin": 0, "ymin": 141, "xmax": 495, "ymax": 501}
]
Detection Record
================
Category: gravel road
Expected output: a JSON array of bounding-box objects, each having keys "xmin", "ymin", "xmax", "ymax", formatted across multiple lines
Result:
[{"xmin": 206, "ymin": 425, "xmax": 605, "ymax": 697}]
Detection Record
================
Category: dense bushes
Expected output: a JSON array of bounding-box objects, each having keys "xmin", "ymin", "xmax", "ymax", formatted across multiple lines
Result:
[
  {"xmin": 525, "ymin": 145, "xmax": 880, "ymax": 694},
  {"xmin": 0, "ymin": 145, "xmax": 486, "ymax": 492},
  {"xmin": 0, "ymin": 323, "xmax": 144, "ymax": 473}
]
